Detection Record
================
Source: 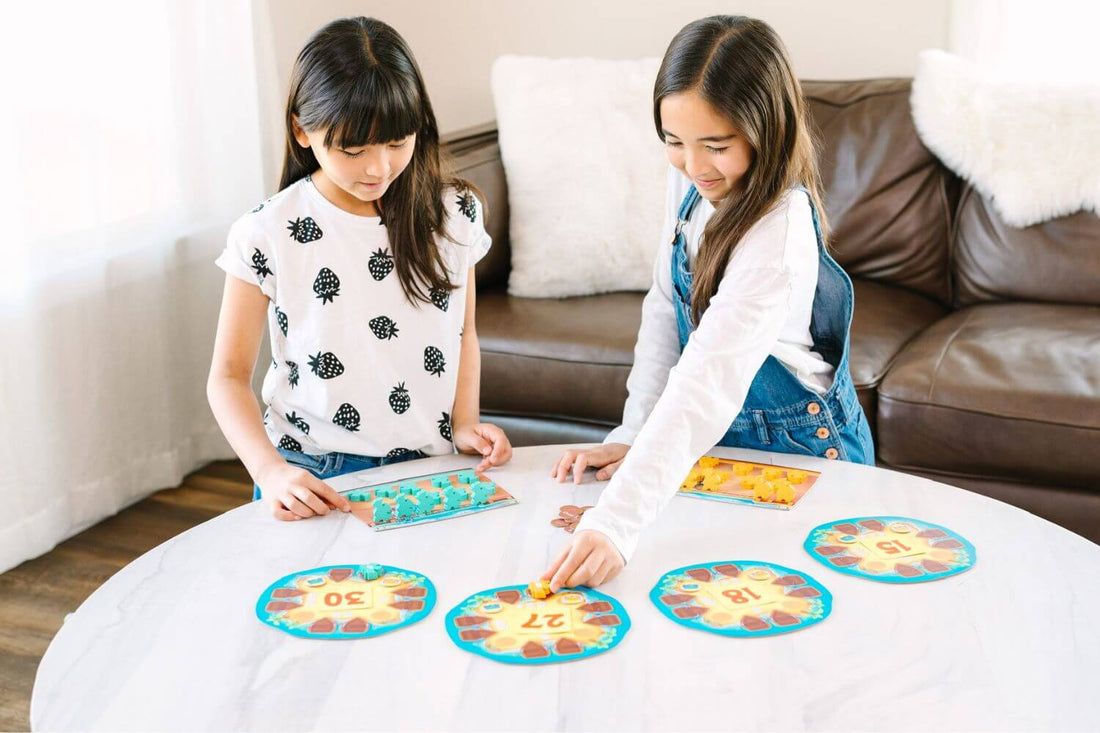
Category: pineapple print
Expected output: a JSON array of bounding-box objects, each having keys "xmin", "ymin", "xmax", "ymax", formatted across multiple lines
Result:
[
  {"xmin": 285, "ymin": 360, "xmax": 299, "ymax": 388},
  {"xmin": 368, "ymin": 248, "xmax": 394, "ymax": 281},
  {"xmin": 278, "ymin": 435, "xmax": 302, "ymax": 452},
  {"xmin": 424, "ymin": 346, "xmax": 446, "ymax": 377},
  {"xmin": 308, "ymin": 351, "xmax": 344, "ymax": 379},
  {"xmin": 386, "ymin": 447, "xmax": 414, "ymax": 460},
  {"xmin": 438, "ymin": 412, "xmax": 452, "ymax": 442},
  {"xmin": 332, "ymin": 403, "xmax": 361, "ymax": 432},
  {"xmin": 389, "ymin": 383, "xmax": 411, "ymax": 414},
  {"xmin": 456, "ymin": 190, "xmax": 477, "ymax": 222},
  {"xmin": 369, "ymin": 316, "xmax": 399, "ymax": 340},
  {"xmin": 313, "ymin": 267, "xmax": 340, "ymax": 304},
  {"xmin": 285, "ymin": 411, "xmax": 310, "ymax": 435},
  {"xmin": 287, "ymin": 217, "xmax": 323, "ymax": 243},
  {"xmin": 250, "ymin": 248, "xmax": 273, "ymax": 282},
  {"xmin": 275, "ymin": 306, "xmax": 288, "ymax": 337},
  {"xmin": 429, "ymin": 286, "xmax": 450, "ymax": 312}
]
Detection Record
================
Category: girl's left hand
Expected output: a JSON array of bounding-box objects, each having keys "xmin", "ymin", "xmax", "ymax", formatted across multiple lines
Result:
[{"xmin": 453, "ymin": 422, "xmax": 513, "ymax": 471}]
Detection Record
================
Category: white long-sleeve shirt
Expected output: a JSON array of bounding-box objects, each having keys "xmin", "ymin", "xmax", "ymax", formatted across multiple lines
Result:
[{"xmin": 576, "ymin": 167, "xmax": 834, "ymax": 561}]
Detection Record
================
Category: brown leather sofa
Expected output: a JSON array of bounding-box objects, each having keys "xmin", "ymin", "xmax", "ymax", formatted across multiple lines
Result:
[{"xmin": 446, "ymin": 78, "xmax": 1100, "ymax": 545}]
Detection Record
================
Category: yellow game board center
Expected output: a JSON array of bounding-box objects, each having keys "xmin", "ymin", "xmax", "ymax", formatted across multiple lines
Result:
[
  {"xmin": 699, "ymin": 456, "xmax": 721, "ymax": 469},
  {"xmin": 762, "ymin": 467, "xmax": 785, "ymax": 481},
  {"xmin": 786, "ymin": 470, "xmax": 807, "ymax": 484},
  {"xmin": 732, "ymin": 462, "xmax": 753, "ymax": 475}
]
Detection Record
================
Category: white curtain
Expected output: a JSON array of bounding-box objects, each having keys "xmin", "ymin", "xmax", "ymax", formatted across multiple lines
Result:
[
  {"xmin": 0, "ymin": 1, "xmax": 270, "ymax": 572},
  {"xmin": 949, "ymin": 0, "xmax": 1100, "ymax": 81}
]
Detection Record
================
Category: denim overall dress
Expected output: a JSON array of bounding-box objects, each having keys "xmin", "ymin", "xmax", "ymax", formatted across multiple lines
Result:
[{"xmin": 670, "ymin": 185, "xmax": 875, "ymax": 464}]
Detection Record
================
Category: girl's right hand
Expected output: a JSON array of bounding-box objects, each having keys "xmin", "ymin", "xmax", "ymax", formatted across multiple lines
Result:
[
  {"xmin": 551, "ymin": 443, "xmax": 630, "ymax": 484},
  {"xmin": 256, "ymin": 462, "xmax": 351, "ymax": 520}
]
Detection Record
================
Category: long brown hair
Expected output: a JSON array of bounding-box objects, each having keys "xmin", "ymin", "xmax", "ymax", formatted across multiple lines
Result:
[
  {"xmin": 654, "ymin": 16, "xmax": 828, "ymax": 323},
  {"xmin": 280, "ymin": 17, "xmax": 473, "ymax": 304}
]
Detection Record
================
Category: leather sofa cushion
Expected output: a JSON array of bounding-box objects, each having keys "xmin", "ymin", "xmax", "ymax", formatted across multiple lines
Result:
[
  {"xmin": 850, "ymin": 278, "xmax": 949, "ymax": 435},
  {"xmin": 804, "ymin": 79, "xmax": 957, "ymax": 305},
  {"xmin": 877, "ymin": 303, "xmax": 1100, "ymax": 488},
  {"xmin": 954, "ymin": 187, "xmax": 1100, "ymax": 307}
]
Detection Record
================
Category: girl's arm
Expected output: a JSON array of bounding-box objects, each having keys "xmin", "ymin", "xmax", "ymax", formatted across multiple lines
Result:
[
  {"xmin": 206, "ymin": 274, "xmax": 350, "ymax": 517},
  {"xmin": 451, "ymin": 268, "xmax": 513, "ymax": 470}
]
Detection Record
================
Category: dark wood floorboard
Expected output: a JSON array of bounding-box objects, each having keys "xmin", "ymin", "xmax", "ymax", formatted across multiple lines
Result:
[{"xmin": 0, "ymin": 460, "xmax": 250, "ymax": 731}]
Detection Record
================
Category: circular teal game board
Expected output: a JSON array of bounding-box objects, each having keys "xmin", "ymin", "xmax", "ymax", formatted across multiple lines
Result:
[
  {"xmin": 256, "ymin": 564, "xmax": 435, "ymax": 640},
  {"xmin": 804, "ymin": 516, "xmax": 976, "ymax": 583},
  {"xmin": 650, "ymin": 560, "xmax": 832, "ymax": 637},
  {"xmin": 446, "ymin": 584, "xmax": 630, "ymax": 664}
]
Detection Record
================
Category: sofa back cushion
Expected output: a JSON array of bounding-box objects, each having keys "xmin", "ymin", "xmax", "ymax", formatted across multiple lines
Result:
[
  {"xmin": 804, "ymin": 79, "xmax": 957, "ymax": 304},
  {"xmin": 954, "ymin": 187, "xmax": 1100, "ymax": 306}
]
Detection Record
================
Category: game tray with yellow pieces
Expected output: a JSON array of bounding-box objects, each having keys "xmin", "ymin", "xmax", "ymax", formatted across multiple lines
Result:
[
  {"xmin": 342, "ymin": 468, "xmax": 516, "ymax": 530},
  {"xmin": 445, "ymin": 582, "xmax": 631, "ymax": 665},
  {"xmin": 677, "ymin": 455, "xmax": 820, "ymax": 510}
]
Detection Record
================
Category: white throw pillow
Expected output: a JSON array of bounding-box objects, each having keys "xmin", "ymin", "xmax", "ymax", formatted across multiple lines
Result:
[{"xmin": 491, "ymin": 56, "xmax": 667, "ymax": 297}]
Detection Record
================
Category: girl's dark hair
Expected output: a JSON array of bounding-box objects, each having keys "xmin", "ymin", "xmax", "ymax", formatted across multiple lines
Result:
[
  {"xmin": 280, "ymin": 17, "xmax": 474, "ymax": 303},
  {"xmin": 654, "ymin": 15, "xmax": 828, "ymax": 323}
]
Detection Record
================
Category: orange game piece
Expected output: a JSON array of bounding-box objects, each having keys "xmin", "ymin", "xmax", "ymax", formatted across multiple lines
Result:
[{"xmin": 527, "ymin": 580, "xmax": 552, "ymax": 599}]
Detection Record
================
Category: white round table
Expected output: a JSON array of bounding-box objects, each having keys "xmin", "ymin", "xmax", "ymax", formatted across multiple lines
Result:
[{"xmin": 31, "ymin": 445, "xmax": 1100, "ymax": 731}]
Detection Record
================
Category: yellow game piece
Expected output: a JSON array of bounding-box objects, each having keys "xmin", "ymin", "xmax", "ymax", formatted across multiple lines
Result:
[
  {"xmin": 754, "ymin": 480, "xmax": 774, "ymax": 502},
  {"xmin": 679, "ymin": 481, "xmax": 694, "ymax": 492},
  {"xmin": 527, "ymin": 580, "xmax": 552, "ymax": 600},
  {"xmin": 686, "ymin": 468, "xmax": 704, "ymax": 484},
  {"xmin": 699, "ymin": 456, "xmax": 720, "ymax": 469},
  {"xmin": 762, "ymin": 467, "xmax": 785, "ymax": 481},
  {"xmin": 786, "ymin": 470, "xmax": 807, "ymax": 484},
  {"xmin": 732, "ymin": 462, "xmax": 754, "ymax": 476},
  {"xmin": 703, "ymin": 471, "xmax": 726, "ymax": 489},
  {"xmin": 740, "ymin": 475, "xmax": 761, "ymax": 490},
  {"xmin": 774, "ymin": 479, "xmax": 795, "ymax": 504}
]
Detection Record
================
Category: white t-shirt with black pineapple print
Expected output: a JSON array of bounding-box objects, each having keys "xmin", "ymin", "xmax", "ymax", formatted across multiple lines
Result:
[{"xmin": 215, "ymin": 176, "xmax": 490, "ymax": 459}]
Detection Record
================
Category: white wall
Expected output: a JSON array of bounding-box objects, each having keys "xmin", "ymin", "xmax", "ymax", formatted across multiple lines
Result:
[{"xmin": 253, "ymin": 0, "xmax": 950, "ymax": 186}]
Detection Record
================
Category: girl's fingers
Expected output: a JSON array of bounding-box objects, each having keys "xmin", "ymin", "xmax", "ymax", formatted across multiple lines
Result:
[
  {"xmin": 553, "ymin": 451, "xmax": 577, "ymax": 482},
  {"xmin": 282, "ymin": 495, "xmax": 314, "ymax": 519},
  {"xmin": 572, "ymin": 452, "xmax": 589, "ymax": 485},
  {"xmin": 549, "ymin": 545, "xmax": 586, "ymax": 592},
  {"xmin": 595, "ymin": 459, "xmax": 624, "ymax": 481},
  {"xmin": 589, "ymin": 558, "xmax": 613, "ymax": 588},
  {"xmin": 307, "ymin": 476, "xmax": 350, "ymax": 512},
  {"xmin": 292, "ymin": 487, "xmax": 328, "ymax": 516},
  {"xmin": 603, "ymin": 561, "xmax": 624, "ymax": 585},
  {"xmin": 565, "ymin": 551, "xmax": 603, "ymax": 589},
  {"xmin": 269, "ymin": 501, "xmax": 298, "ymax": 521}
]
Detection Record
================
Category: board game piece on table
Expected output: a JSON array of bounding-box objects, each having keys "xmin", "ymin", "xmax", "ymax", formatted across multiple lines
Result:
[
  {"xmin": 527, "ymin": 579, "xmax": 552, "ymax": 600},
  {"xmin": 677, "ymin": 455, "xmax": 821, "ymax": 510},
  {"xmin": 446, "ymin": 584, "xmax": 630, "ymax": 665},
  {"xmin": 256, "ymin": 564, "xmax": 435, "ymax": 639},
  {"xmin": 650, "ymin": 560, "xmax": 831, "ymax": 637},
  {"xmin": 343, "ymin": 468, "xmax": 517, "ymax": 531},
  {"xmin": 550, "ymin": 504, "xmax": 593, "ymax": 534},
  {"xmin": 804, "ymin": 516, "xmax": 976, "ymax": 583}
]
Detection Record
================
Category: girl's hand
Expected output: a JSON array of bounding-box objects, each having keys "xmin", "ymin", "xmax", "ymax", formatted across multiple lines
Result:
[
  {"xmin": 543, "ymin": 530, "xmax": 625, "ymax": 591},
  {"xmin": 453, "ymin": 422, "xmax": 513, "ymax": 471},
  {"xmin": 256, "ymin": 462, "xmax": 351, "ymax": 521},
  {"xmin": 551, "ymin": 443, "xmax": 629, "ymax": 484}
]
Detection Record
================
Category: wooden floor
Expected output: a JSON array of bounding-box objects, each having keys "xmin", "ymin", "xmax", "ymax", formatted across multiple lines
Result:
[{"xmin": 0, "ymin": 460, "xmax": 251, "ymax": 731}]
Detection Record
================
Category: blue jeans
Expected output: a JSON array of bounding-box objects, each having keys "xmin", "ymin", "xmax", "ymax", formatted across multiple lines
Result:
[{"xmin": 252, "ymin": 447, "xmax": 425, "ymax": 500}]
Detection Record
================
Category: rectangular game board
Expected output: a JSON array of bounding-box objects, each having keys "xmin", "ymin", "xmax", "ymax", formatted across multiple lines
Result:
[
  {"xmin": 342, "ymin": 468, "xmax": 516, "ymax": 531},
  {"xmin": 677, "ymin": 456, "xmax": 820, "ymax": 511}
]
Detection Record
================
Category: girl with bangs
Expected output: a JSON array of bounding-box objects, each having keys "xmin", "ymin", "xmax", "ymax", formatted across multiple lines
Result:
[
  {"xmin": 545, "ymin": 16, "xmax": 875, "ymax": 589},
  {"xmin": 208, "ymin": 17, "xmax": 512, "ymax": 520}
]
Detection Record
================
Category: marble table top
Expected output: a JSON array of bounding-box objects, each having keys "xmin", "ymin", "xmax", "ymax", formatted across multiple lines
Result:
[{"xmin": 31, "ymin": 445, "xmax": 1100, "ymax": 731}]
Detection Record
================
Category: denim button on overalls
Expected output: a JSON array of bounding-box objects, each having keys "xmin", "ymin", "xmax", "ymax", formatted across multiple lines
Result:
[{"xmin": 670, "ymin": 185, "xmax": 875, "ymax": 465}]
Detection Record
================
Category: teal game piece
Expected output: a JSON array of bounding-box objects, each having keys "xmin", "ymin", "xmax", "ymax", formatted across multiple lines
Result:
[
  {"xmin": 470, "ymin": 481, "xmax": 495, "ymax": 506},
  {"xmin": 372, "ymin": 498, "xmax": 393, "ymax": 523},
  {"xmin": 348, "ymin": 490, "xmax": 370, "ymax": 502},
  {"xmin": 431, "ymin": 475, "xmax": 453, "ymax": 489},
  {"xmin": 417, "ymin": 490, "xmax": 441, "ymax": 514},
  {"xmin": 396, "ymin": 494, "xmax": 419, "ymax": 519},
  {"xmin": 360, "ymin": 563, "xmax": 384, "ymax": 580},
  {"xmin": 399, "ymin": 482, "xmax": 420, "ymax": 495},
  {"xmin": 456, "ymin": 469, "xmax": 478, "ymax": 484},
  {"xmin": 443, "ymin": 485, "xmax": 468, "ymax": 511},
  {"xmin": 375, "ymin": 486, "xmax": 398, "ymax": 499}
]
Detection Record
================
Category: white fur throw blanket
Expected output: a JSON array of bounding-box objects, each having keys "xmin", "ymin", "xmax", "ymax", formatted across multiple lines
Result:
[
  {"xmin": 491, "ymin": 56, "xmax": 666, "ymax": 297},
  {"xmin": 911, "ymin": 50, "xmax": 1100, "ymax": 227}
]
